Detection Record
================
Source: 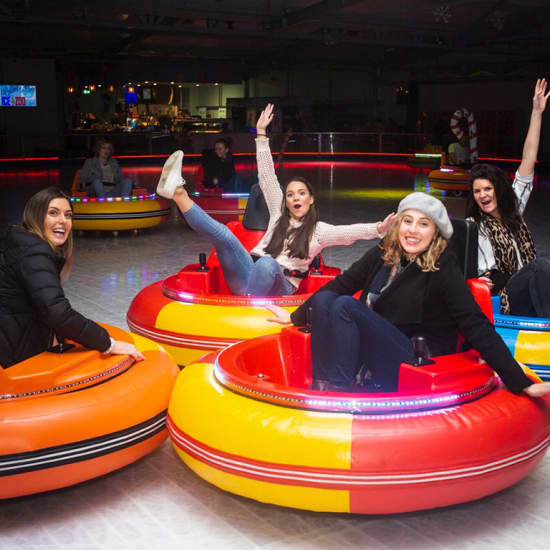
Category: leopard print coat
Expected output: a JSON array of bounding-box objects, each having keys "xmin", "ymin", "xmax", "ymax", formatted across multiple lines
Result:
[{"xmin": 480, "ymin": 214, "xmax": 536, "ymax": 313}]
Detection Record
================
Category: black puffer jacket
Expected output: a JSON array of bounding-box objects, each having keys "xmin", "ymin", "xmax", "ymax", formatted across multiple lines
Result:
[{"xmin": 0, "ymin": 226, "xmax": 110, "ymax": 368}]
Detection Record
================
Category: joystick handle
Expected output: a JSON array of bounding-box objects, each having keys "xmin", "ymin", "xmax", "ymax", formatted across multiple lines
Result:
[
  {"xmin": 198, "ymin": 252, "xmax": 209, "ymax": 272},
  {"xmin": 411, "ymin": 336, "xmax": 433, "ymax": 366},
  {"xmin": 48, "ymin": 337, "xmax": 75, "ymax": 354},
  {"xmin": 310, "ymin": 256, "xmax": 322, "ymax": 275},
  {"xmin": 299, "ymin": 307, "xmax": 313, "ymax": 333}
]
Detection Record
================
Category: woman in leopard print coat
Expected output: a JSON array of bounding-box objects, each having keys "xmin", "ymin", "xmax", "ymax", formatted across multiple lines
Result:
[{"xmin": 465, "ymin": 78, "xmax": 550, "ymax": 316}]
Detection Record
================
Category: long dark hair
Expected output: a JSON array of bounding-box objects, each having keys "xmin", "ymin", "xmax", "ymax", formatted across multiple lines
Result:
[
  {"xmin": 465, "ymin": 163, "xmax": 523, "ymax": 233},
  {"xmin": 22, "ymin": 186, "xmax": 74, "ymax": 281},
  {"xmin": 263, "ymin": 176, "xmax": 319, "ymax": 259}
]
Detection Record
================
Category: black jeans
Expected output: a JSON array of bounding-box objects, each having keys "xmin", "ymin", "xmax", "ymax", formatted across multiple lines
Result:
[
  {"xmin": 310, "ymin": 291, "xmax": 414, "ymax": 390},
  {"xmin": 507, "ymin": 258, "xmax": 550, "ymax": 317}
]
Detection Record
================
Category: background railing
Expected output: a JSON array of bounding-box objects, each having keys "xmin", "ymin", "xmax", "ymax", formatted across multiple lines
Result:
[{"xmin": 0, "ymin": 130, "xmax": 525, "ymax": 160}]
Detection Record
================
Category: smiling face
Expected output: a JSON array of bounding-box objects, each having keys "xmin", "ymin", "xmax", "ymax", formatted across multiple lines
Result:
[
  {"xmin": 285, "ymin": 180, "xmax": 314, "ymax": 220},
  {"xmin": 398, "ymin": 209, "xmax": 436, "ymax": 258},
  {"xmin": 472, "ymin": 178, "xmax": 499, "ymax": 218},
  {"xmin": 214, "ymin": 141, "xmax": 229, "ymax": 159},
  {"xmin": 43, "ymin": 198, "xmax": 72, "ymax": 247}
]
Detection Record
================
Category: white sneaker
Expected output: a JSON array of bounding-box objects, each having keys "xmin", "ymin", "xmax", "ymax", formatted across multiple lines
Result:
[{"xmin": 157, "ymin": 150, "xmax": 186, "ymax": 198}]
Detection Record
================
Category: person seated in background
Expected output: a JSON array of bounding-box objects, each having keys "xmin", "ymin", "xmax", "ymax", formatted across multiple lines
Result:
[
  {"xmin": 78, "ymin": 139, "xmax": 133, "ymax": 198},
  {"xmin": 0, "ymin": 187, "xmax": 144, "ymax": 368},
  {"xmin": 266, "ymin": 191, "xmax": 550, "ymax": 399},
  {"xmin": 448, "ymin": 134, "xmax": 470, "ymax": 167},
  {"xmin": 201, "ymin": 138, "xmax": 245, "ymax": 192}
]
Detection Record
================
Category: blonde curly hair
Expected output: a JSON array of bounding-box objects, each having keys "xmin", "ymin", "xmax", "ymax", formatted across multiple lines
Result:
[{"xmin": 380, "ymin": 211, "xmax": 448, "ymax": 272}]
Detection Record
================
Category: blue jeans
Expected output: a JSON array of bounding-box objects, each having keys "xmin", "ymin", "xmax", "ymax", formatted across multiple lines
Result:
[
  {"xmin": 310, "ymin": 291, "xmax": 414, "ymax": 390},
  {"xmin": 87, "ymin": 178, "xmax": 133, "ymax": 198},
  {"xmin": 183, "ymin": 203, "xmax": 295, "ymax": 296}
]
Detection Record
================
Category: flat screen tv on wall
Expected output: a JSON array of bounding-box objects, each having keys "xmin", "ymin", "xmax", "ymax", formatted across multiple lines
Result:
[{"xmin": 1, "ymin": 85, "xmax": 37, "ymax": 107}]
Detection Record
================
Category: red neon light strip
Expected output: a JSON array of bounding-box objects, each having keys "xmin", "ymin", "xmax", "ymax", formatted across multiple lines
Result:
[
  {"xmin": 0, "ymin": 153, "xmax": 525, "ymax": 163},
  {"xmin": 478, "ymin": 156, "xmax": 523, "ymax": 162},
  {"xmin": 0, "ymin": 156, "xmax": 60, "ymax": 162}
]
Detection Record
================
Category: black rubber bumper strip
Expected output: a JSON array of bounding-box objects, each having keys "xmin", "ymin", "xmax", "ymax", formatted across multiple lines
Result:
[{"xmin": 0, "ymin": 410, "xmax": 167, "ymax": 476}]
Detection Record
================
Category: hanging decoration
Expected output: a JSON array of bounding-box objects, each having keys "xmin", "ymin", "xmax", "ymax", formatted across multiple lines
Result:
[{"xmin": 433, "ymin": 5, "xmax": 452, "ymax": 24}]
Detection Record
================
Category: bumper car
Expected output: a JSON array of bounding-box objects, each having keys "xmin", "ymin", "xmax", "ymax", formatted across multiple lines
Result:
[
  {"xmin": 127, "ymin": 184, "xmax": 340, "ymax": 365},
  {"xmin": 70, "ymin": 170, "xmax": 170, "ymax": 232},
  {"xmin": 428, "ymin": 153, "xmax": 470, "ymax": 194},
  {"xmin": 493, "ymin": 296, "xmax": 550, "ymax": 381},
  {"xmin": 167, "ymin": 279, "xmax": 550, "ymax": 513},
  {"xmin": 0, "ymin": 324, "xmax": 179, "ymax": 499},
  {"xmin": 191, "ymin": 165, "xmax": 248, "ymax": 224},
  {"xmin": 406, "ymin": 152, "xmax": 442, "ymax": 169}
]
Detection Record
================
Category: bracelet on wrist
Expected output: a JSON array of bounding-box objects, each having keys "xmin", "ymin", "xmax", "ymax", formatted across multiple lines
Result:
[{"xmin": 256, "ymin": 133, "xmax": 267, "ymax": 137}]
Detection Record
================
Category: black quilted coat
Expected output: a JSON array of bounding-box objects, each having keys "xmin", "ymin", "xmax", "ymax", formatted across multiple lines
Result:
[{"xmin": 0, "ymin": 226, "xmax": 110, "ymax": 368}]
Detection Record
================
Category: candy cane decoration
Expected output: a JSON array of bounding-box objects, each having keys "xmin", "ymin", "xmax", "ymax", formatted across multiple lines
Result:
[{"xmin": 450, "ymin": 108, "xmax": 478, "ymax": 162}]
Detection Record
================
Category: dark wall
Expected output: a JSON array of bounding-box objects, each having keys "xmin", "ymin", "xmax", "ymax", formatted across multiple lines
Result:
[
  {"xmin": 0, "ymin": 58, "xmax": 60, "ymax": 155},
  {"xmin": 419, "ymin": 79, "xmax": 550, "ymax": 160}
]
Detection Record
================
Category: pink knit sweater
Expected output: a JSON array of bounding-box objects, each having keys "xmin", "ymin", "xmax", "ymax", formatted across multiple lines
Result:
[{"xmin": 250, "ymin": 138, "xmax": 382, "ymax": 288}]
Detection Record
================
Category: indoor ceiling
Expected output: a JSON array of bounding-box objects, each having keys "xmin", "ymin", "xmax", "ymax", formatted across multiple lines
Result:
[{"xmin": 0, "ymin": 0, "xmax": 549, "ymax": 83}]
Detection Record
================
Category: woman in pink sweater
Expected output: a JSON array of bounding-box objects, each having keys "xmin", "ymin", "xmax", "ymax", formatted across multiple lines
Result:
[{"xmin": 156, "ymin": 104, "xmax": 394, "ymax": 296}]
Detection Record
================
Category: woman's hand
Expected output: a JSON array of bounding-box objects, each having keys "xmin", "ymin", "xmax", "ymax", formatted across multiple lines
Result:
[
  {"xmin": 523, "ymin": 382, "xmax": 550, "ymax": 398},
  {"xmin": 266, "ymin": 304, "xmax": 292, "ymax": 325},
  {"xmin": 377, "ymin": 212, "xmax": 396, "ymax": 235},
  {"xmin": 110, "ymin": 339, "xmax": 145, "ymax": 361},
  {"xmin": 478, "ymin": 272, "xmax": 494, "ymax": 290},
  {"xmin": 519, "ymin": 78, "xmax": 549, "ymax": 176},
  {"xmin": 257, "ymin": 103, "xmax": 274, "ymax": 134},
  {"xmin": 532, "ymin": 78, "xmax": 550, "ymax": 114}
]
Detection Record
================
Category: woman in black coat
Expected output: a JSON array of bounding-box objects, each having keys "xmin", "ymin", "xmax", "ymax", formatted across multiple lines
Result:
[
  {"xmin": 0, "ymin": 187, "xmax": 143, "ymax": 368},
  {"xmin": 268, "ymin": 192, "xmax": 550, "ymax": 398}
]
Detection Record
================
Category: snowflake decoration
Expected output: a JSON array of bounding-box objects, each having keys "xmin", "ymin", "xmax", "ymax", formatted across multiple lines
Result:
[
  {"xmin": 433, "ymin": 5, "xmax": 452, "ymax": 24},
  {"xmin": 489, "ymin": 10, "xmax": 506, "ymax": 31}
]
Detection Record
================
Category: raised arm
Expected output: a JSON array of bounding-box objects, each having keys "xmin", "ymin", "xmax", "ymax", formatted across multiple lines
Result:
[
  {"xmin": 315, "ymin": 212, "xmax": 396, "ymax": 248},
  {"xmin": 255, "ymin": 104, "xmax": 283, "ymax": 218},
  {"xmin": 518, "ymin": 78, "xmax": 549, "ymax": 177}
]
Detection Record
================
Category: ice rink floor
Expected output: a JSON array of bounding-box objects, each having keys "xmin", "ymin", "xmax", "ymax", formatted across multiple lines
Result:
[{"xmin": 2, "ymin": 159, "xmax": 550, "ymax": 550}]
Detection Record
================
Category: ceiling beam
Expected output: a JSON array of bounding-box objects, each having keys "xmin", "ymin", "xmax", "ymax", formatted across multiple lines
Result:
[
  {"xmin": 0, "ymin": 14, "xmax": 452, "ymax": 50},
  {"xmin": 281, "ymin": 0, "xmax": 366, "ymax": 27}
]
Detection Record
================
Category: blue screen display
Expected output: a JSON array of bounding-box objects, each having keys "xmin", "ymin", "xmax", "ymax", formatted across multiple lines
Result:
[
  {"xmin": 1, "ymin": 85, "xmax": 37, "ymax": 107},
  {"xmin": 125, "ymin": 90, "xmax": 138, "ymax": 104}
]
